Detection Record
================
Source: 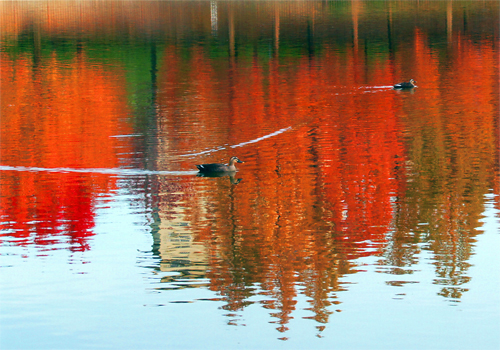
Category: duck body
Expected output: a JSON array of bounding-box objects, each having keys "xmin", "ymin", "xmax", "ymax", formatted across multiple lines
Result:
[
  {"xmin": 196, "ymin": 156, "xmax": 244, "ymax": 173},
  {"xmin": 197, "ymin": 172, "xmax": 242, "ymax": 184},
  {"xmin": 394, "ymin": 79, "xmax": 416, "ymax": 89}
]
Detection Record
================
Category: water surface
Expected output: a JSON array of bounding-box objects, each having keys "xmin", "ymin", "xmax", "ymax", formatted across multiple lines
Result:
[{"xmin": 1, "ymin": 1, "xmax": 499, "ymax": 349}]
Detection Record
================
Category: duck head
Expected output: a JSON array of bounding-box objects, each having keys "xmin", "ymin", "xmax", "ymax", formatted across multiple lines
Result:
[{"xmin": 229, "ymin": 156, "xmax": 244, "ymax": 165}]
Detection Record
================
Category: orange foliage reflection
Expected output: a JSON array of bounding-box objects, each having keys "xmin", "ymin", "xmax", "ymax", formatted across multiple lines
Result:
[
  {"xmin": 154, "ymin": 45, "xmax": 406, "ymax": 330},
  {"xmin": 153, "ymin": 28, "xmax": 497, "ymax": 333},
  {"xmin": 386, "ymin": 30, "xmax": 499, "ymax": 299}
]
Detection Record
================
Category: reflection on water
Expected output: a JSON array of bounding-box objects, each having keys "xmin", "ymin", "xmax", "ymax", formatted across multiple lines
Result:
[{"xmin": 1, "ymin": 1, "xmax": 499, "ymax": 347}]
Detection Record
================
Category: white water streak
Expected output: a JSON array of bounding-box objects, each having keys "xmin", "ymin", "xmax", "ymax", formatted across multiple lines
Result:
[
  {"xmin": 0, "ymin": 126, "xmax": 292, "ymax": 176},
  {"xmin": 178, "ymin": 126, "xmax": 292, "ymax": 158},
  {"xmin": 0, "ymin": 165, "xmax": 196, "ymax": 176}
]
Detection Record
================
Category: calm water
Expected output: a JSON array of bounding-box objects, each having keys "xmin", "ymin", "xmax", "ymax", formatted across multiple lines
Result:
[{"xmin": 1, "ymin": 1, "xmax": 499, "ymax": 349}]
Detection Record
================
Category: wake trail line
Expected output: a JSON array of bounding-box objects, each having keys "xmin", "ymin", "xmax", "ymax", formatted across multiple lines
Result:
[
  {"xmin": 0, "ymin": 165, "xmax": 197, "ymax": 176},
  {"xmin": 178, "ymin": 126, "xmax": 292, "ymax": 158}
]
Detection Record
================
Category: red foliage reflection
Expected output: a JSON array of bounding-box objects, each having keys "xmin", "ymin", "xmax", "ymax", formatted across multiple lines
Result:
[{"xmin": 0, "ymin": 52, "xmax": 131, "ymax": 251}]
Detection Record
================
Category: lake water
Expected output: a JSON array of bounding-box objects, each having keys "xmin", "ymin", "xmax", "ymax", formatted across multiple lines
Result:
[{"xmin": 1, "ymin": 1, "xmax": 499, "ymax": 349}]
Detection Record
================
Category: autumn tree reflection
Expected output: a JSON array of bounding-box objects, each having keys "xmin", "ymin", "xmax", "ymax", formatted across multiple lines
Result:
[
  {"xmin": 1, "ymin": 0, "xmax": 498, "ymax": 335},
  {"xmin": 0, "ymin": 51, "xmax": 132, "ymax": 251},
  {"xmin": 384, "ymin": 30, "xmax": 499, "ymax": 299},
  {"xmin": 150, "ymin": 13, "xmax": 497, "ymax": 333}
]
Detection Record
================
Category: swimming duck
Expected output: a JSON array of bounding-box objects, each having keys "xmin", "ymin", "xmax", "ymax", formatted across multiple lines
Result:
[
  {"xmin": 394, "ymin": 79, "xmax": 416, "ymax": 89},
  {"xmin": 196, "ymin": 156, "xmax": 244, "ymax": 173}
]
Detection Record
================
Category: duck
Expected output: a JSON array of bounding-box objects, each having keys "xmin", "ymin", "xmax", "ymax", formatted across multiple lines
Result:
[
  {"xmin": 196, "ymin": 156, "xmax": 244, "ymax": 173},
  {"xmin": 394, "ymin": 79, "xmax": 416, "ymax": 89}
]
